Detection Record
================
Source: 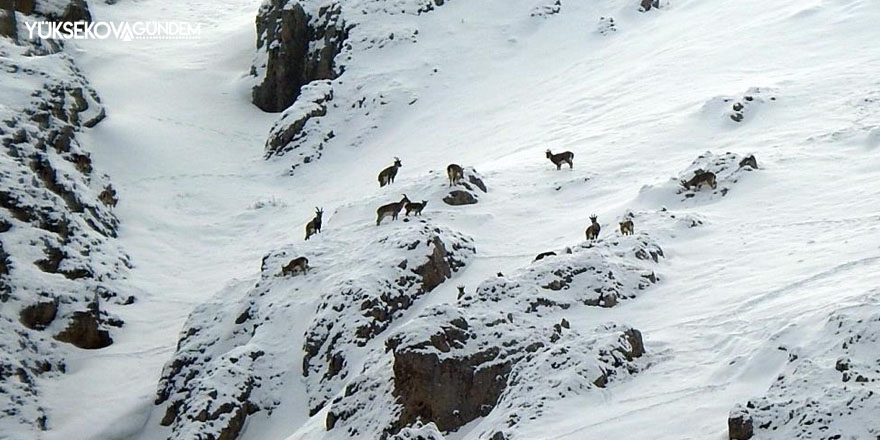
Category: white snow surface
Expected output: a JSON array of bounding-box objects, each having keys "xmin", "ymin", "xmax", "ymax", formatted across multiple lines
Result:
[{"xmin": 20, "ymin": 0, "xmax": 880, "ymax": 439}]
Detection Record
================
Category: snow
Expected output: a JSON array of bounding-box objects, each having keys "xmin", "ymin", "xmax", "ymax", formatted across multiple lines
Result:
[{"xmin": 13, "ymin": 0, "xmax": 880, "ymax": 438}]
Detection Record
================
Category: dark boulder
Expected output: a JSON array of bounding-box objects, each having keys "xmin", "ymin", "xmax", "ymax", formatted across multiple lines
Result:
[
  {"xmin": 54, "ymin": 300, "xmax": 113, "ymax": 349},
  {"xmin": 640, "ymin": 0, "xmax": 660, "ymax": 11},
  {"xmin": 728, "ymin": 406, "xmax": 754, "ymax": 440},
  {"xmin": 20, "ymin": 301, "xmax": 58, "ymax": 330},
  {"xmin": 0, "ymin": 2, "xmax": 16, "ymax": 40},
  {"xmin": 443, "ymin": 190, "xmax": 477, "ymax": 206}
]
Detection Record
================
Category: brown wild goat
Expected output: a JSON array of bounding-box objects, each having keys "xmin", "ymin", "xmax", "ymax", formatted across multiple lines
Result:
[
  {"xmin": 378, "ymin": 157, "xmax": 402, "ymax": 187},
  {"xmin": 376, "ymin": 194, "xmax": 410, "ymax": 226},
  {"xmin": 282, "ymin": 257, "xmax": 309, "ymax": 276},
  {"xmin": 585, "ymin": 215, "xmax": 600, "ymax": 240},
  {"xmin": 681, "ymin": 170, "xmax": 717, "ymax": 190},
  {"xmin": 405, "ymin": 200, "xmax": 428, "ymax": 216},
  {"xmin": 546, "ymin": 149, "xmax": 574, "ymax": 170},
  {"xmin": 447, "ymin": 164, "xmax": 464, "ymax": 186},
  {"xmin": 304, "ymin": 207, "xmax": 323, "ymax": 240},
  {"xmin": 619, "ymin": 220, "xmax": 634, "ymax": 236}
]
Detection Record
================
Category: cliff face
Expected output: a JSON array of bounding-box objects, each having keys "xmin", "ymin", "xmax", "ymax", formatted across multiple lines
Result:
[
  {"xmin": 250, "ymin": 0, "xmax": 347, "ymax": 112},
  {"xmin": 0, "ymin": 5, "xmax": 131, "ymax": 436},
  {"xmin": 251, "ymin": 0, "xmax": 445, "ymax": 113},
  {"xmin": 251, "ymin": 0, "xmax": 447, "ymax": 172}
]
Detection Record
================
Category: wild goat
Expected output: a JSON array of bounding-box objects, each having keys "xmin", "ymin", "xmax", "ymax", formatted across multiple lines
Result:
[
  {"xmin": 447, "ymin": 164, "xmax": 464, "ymax": 186},
  {"xmin": 282, "ymin": 257, "xmax": 309, "ymax": 276},
  {"xmin": 534, "ymin": 251, "xmax": 557, "ymax": 261},
  {"xmin": 378, "ymin": 157, "xmax": 402, "ymax": 187},
  {"xmin": 546, "ymin": 149, "xmax": 574, "ymax": 170},
  {"xmin": 619, "ymin": 220, "xmax": 634, "ymax": 236},
  {"xmin": 457, "ymin": 285, "xmax": 466, "ymax": 299},
  {"xmin": 585, "ymin": 215, "xmax": 600, "ymax": 240},
  {"xmin": 376, "ymin": 194, "xmax": 410, "ymax": 226},
  {"xmin": 681, "ymin": 170, "xmax": 717, "ymax": 190},
  {"xmin": 304, "ymin": 207, "xmax": 323, "ymax": 240},
  {"xmin": 739, "ymin": 155, "xmax": 758, "ymax": 169},
  {"xmin": 405, "ymin": 200, "xmax": 428, "ymax": 216}
]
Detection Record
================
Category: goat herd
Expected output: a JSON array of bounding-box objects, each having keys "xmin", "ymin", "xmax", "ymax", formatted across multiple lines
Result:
[{"xmin": 282, "ymin": 150, "xmax": 734, "ymax": 276}]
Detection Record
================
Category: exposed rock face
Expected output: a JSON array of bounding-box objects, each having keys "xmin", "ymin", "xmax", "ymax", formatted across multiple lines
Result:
[
  {"xmin": 0, "ymin": 2, "xmax": 16, "ymax": 40},
  {"xmin": 155, "ymin": 220, "xmax": 474, "ymax": 440},
  {"xmin": 255, "ymin": 0, "xmax": 451, "ymax": 169},
  {"xmin": 19, "ymin": 301, "xmax": 58, "ymax": 330},
  {"xmin": 728, "ymin": 405, "xmax": 753, "ymax": 440},
  {"xmin": 326, "ymin": 233, "xmax": 663, "ymax": 438},
  {"xmin": 1, "ymin": 0, "xmax": 92, "ymax": 23},
  {"xmin": 302, "ymin": 222, "xmax": 474, "ymax": 414},
  {"xmin": 53, "ymin": 300, "xmax": 113, "ymax": 349},
  {"xmin": 0, "ymin": 25, "xmax": 130, "ymax": 437},
  {"xmin": 728, "ymin": 304, "xmax": 880, "ymax": 439},
  {"xmin": 264, "ymin": 80, "xmax": 334, "ymax": 163},
  {"xmin": 251, "ymin": 0, "xmax": 347, "ymax": 112}
]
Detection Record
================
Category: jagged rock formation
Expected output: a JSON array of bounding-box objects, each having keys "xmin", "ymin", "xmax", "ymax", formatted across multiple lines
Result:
[
  {"xmin": 0, "ymin": 14, "xmax": 130, "ymax": 437},
  {"xmin": 251, "ymin": 0, "xmax": 346, "ymax": 112},
  {"xmin": 728, "ymin": 303, "xmax": 880, "ymax": 439},
  {"xmin": 154, "ymin": 220, "xmax": 474, "ymax": 440},
  {"xmin": 253, "ymin": 0, "xmax": 449, "ymax": 169},
  {"xmin": 325, "ymin": 233, "xmax": 662, "ymax": 439}
]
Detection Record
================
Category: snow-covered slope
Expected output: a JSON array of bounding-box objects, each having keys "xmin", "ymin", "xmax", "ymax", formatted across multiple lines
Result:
[
  {"xmin": 5, "ymin": 0, "xmax": 879, "ymax": 439},
  {"xmin": 0, "ymin": 4, "xmax": 132, "ymax": 438}
]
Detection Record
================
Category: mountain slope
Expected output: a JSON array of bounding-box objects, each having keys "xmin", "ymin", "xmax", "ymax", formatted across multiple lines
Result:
[{"xmin": 21, "ymin": 0, "xmax": 880, "ymax": 439}]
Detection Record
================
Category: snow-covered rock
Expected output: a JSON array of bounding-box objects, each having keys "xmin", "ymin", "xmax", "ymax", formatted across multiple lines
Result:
[
  {"xmin": 253, "ymin": 0, "xmax": 448, "ymax": 168},
  {"xmin": 0, "ymin": 24, "xmax": 129, "ymax": 438},
  {"xmin": 251, "ymin": 0, "xmax": 446, "ymax": 113},
  {"xmin": 325, "ymin": 232, "xmax": 662, "ymax": 438},
  {"xmin": 154, "ymin": 219, "xmax": 474, "ymax": 440},
  {"xmin": 728, "ymin": 304, "xmax": 880, "ymax": 440}
]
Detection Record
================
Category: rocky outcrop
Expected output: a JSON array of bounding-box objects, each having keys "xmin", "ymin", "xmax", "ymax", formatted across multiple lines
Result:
[
  {"xmin": 0, "ymin": 2, "xmax": 16, "ymax": 40},
  {"xmin": 1, "ymin": 0, "xmax": 92, "ymax": 23},
  {"xmin": 0, "ymin": 27, "xmax": 130, "ymax": 437},
  {"xmin": 676, "ymin": 151, "xmax": 760, "ymax": 199},
  {"xmin": 302, "ymin": 222, "xmax": 474, "ymax": 414},
  {"xmin": 251, "ymin": 0, "xmax": 347, "ymax": 112},
  {"xmin": 325, "ymin": 233, "xmax": 663, "ymax": 438},
  {"xmin": 255, "ymin": 0, "xmax": 451, "ymax": 169},
  {"xmin": 53, "ymin": 298, "xmax": 113, "ymax": 349},
  {"xmin": 639, "ymin": 0, "xmax": 659, "ymax": 12},
  {"xmin": 443, "ymin": 167, "xmax": 486, "ymax": 206},
  {"xmin": 728, "ymin": 304, "xmax": 880, "ymax": 439},
  {"xmin": 701, "ymin": 87, "xmax": 777, "ymax": 124},
  {"xmin": 264, "ymin": 80, "xmax": 334, "ymax": 163},
  {"xmin": 727, "ymin": 405, "xmax": 753, "ymax": 440},
  {"xmin": 154, "ymin": 219, "xmax": 474, "ymax": 440},
  {"xmin": 442, "ymin": 190, "xmax": 477, "ymax": 206}
]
